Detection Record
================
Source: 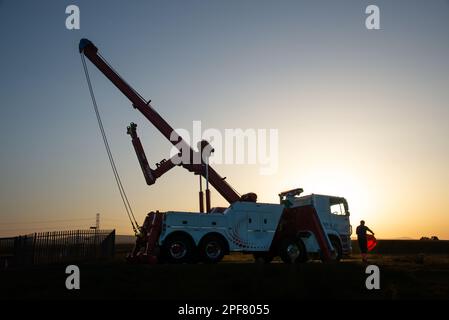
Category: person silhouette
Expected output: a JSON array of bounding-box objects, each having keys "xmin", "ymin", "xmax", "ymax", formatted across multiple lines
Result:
[{"xmin": 356, "ymin": 220, "xmax": 374, "ymax": 262}]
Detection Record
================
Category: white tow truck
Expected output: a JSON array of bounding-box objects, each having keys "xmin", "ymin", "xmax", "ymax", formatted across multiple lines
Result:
[
  {"xmin": 79, "ymin": 39, "xmax": 352, "ymax": 264},
  {"xmin": 134, "ymin": 188, "xmax": 352, "ymax": 264}
]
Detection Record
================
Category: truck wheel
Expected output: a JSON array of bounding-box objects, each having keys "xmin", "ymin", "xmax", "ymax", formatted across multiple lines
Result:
[
  {"xmin": 163, "ymin": 234, "xmax": 194, "ymax": 263},
  {"xmin": 330, "ymin": 237, "xmax": 342, "ymax": 261},
  {"xmin": 279, "ymin": 238, "xmax": 307, "ymax": 264},
  {"xmin": 199, "ymin": 235, "xmax": 226, "ymax": 264}
]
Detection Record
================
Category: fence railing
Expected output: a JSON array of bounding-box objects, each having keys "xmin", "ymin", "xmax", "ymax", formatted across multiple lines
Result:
[{"xmin": 0, "ymin": 229, "xmax": 115, "ymax": 267}]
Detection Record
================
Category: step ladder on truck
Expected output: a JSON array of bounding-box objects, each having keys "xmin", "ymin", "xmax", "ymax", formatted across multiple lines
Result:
[{"xmin": 79, "ymin": 38, "xmax": 352, "ymax": 264}]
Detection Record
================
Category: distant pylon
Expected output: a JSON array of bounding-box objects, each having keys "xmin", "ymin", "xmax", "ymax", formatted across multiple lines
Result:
[{"xmin": 96, "ymin": 213, "xmax": 100, "ymax": 230}]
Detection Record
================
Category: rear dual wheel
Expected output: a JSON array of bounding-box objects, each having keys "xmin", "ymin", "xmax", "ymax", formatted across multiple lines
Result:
[
  {"xmin": 162, "ymin": 234, "xmax": 194, "ymax": 263},
  {"xmin": 279, "ymin": 238, "xmax": 308, "ymax": 263},
  {"xmin": 198, "ymin": 235, "xmax": 226, "ymax": 264},
  {"xmin": 163, "ymin": 233, "xmax": 227, "ymax": 264}
]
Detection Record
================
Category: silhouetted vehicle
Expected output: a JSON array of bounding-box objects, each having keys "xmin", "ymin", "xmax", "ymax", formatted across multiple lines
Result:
[{"xmin": 79, "ymin": 39, "xmax": 352, "ymax": 265}]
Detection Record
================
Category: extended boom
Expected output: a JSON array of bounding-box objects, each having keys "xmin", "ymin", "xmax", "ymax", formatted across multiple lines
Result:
[{"xmin": 79, "ymin": 39, "xmax": 241, "ymax": 204}]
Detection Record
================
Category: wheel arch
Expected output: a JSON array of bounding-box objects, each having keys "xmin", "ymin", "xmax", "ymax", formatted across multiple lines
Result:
[
  {"xmin": 327, "ymin": 233, "xmax": 343, "ymax": 261},
  {"xmin": 327, "ymin": 232, "xmax": 342, "ymax": 248},
  {"xmin": 163, "ymin": 230, "xmax": 196, "ymax": 247}
]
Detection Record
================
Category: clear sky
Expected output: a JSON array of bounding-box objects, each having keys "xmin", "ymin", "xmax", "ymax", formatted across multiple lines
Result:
[{"xmin": 0, "ymin": 0, "xmax": 448, "ymax": 239}]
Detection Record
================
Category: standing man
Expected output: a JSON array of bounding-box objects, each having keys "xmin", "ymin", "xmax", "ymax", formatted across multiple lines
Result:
[{"xmin": 356, "ymin": 220, "xmax": 375, "ymax": 262}]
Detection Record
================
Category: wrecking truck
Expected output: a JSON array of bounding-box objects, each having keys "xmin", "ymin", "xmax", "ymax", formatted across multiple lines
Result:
[{"xmin": 79, "ymin": 39, "xmax": 352, "ymax": 264}]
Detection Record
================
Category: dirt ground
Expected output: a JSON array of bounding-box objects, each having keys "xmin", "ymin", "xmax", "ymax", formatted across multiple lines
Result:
[{"xmin": 1, "ymin": 242, "xmax": 448, "ymax": 300}]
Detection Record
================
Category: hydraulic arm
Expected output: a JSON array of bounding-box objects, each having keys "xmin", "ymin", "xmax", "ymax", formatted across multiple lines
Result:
[{"xmin": 79, "ymin": 39, "xmax": 241, "ymax": 205}]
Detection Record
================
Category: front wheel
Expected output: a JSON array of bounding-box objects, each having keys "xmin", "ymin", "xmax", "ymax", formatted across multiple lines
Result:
[{"xmin": 279, "ymin": 238, "xmax": 307, "ymax": 263}]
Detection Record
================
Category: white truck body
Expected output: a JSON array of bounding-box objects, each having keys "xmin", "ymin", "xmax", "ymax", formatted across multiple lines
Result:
[
  {"xmin": 159, "ymin": 202, "xmax": 284, "ymax": 252},
  {"xmin": 156, "ymin": 194, "xmax": 352, "ymax": 261}
]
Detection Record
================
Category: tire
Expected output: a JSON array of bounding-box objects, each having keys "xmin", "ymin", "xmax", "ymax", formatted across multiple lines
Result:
[
  {"xmin": 279, "ymin": 238, "xmax": 307, "ymax": 263},
  {"xmin": 253, "ymin": 253, "xmax": 273, "ymax": 264},
  {"xmin": 330, "ymin": 237, "xmax": 343, "ymax": 262},
  {"xmin": 162, "ymin": 233, "xmax": 195, "ymax": 264},
  {"xmin": 198, "ymin": 234, "xmax": 226, "ymax": 263}
]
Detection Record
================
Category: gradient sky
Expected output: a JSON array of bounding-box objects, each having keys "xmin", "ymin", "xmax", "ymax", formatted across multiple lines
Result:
[{"xmin": 0, "ymin": 0, "xmax": 448, "ymax": 239}]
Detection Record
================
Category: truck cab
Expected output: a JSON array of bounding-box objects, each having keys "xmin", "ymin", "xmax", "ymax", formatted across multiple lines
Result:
[{"xmin": 286, "ymin": 193, "xmax": 352, "ymax": 258}]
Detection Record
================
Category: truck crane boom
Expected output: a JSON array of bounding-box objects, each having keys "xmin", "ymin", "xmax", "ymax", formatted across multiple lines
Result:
[{"xmin": 79, "ymin": 39, "xmax": 241, "ymax": 205}]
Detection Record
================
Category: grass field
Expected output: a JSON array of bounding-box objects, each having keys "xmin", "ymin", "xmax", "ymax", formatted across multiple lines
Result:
[{"xmin": 1, "ymin": 241, "xmax": 448, "ymax": 300}]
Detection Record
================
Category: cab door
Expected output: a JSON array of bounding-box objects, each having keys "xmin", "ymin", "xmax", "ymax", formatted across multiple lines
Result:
[{"xmin": 330, "ymin": 202, "xmax": 350, "ymax": 236}]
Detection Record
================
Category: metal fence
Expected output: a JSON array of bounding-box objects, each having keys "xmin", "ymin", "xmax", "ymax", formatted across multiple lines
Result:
[{"xmin": 0, "ymin": 229, "xmax": 115, "ymax": 267}]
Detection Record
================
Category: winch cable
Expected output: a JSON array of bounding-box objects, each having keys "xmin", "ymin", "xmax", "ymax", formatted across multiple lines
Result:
[{"xmin": 81, "ymin": 54, "xmax": 140, "ymax": 234}]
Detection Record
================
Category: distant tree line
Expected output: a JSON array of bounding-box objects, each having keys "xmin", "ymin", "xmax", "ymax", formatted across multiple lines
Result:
[{"xmin": 420, "ymin": 236, "xmax": 439, "ymax": 241}]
